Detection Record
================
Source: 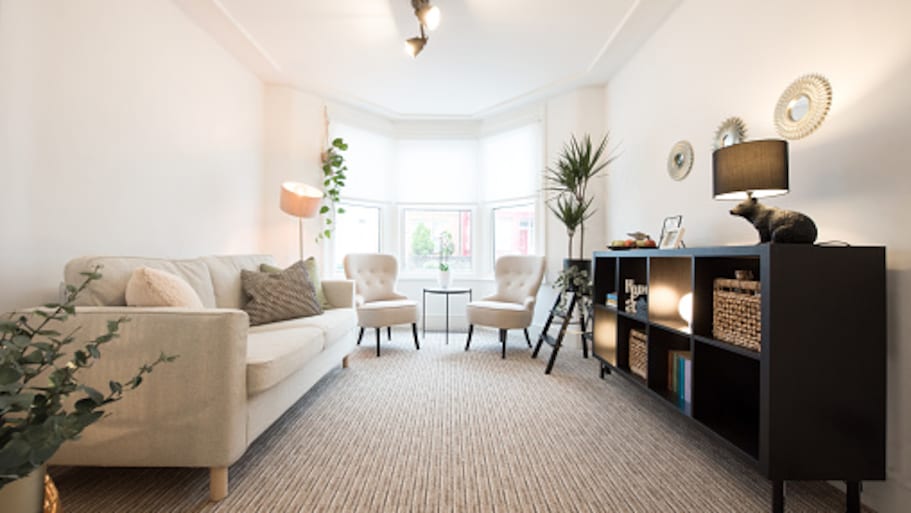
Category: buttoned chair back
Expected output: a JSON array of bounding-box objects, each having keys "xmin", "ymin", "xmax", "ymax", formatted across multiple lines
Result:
[
  {"xmin": 343, "ymin": 253, "xmax": 401, "ymax": 304},
  {"xmin": 491, "ymin": 255, "xmax": 546, "ymax": 306},
  {"xmin": 343, "ymin": 253, "xmax": 419, "ymax": 356}
]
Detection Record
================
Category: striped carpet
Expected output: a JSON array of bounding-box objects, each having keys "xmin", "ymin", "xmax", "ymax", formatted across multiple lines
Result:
[{"xmin": 50, "ymin": 328, "xmax": 870, "ymax": 512}]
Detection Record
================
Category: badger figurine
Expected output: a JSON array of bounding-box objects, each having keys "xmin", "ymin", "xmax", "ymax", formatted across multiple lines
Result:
[{"xmin": 730, "ymin": 197, "xmax": 817, "ymax": 244}]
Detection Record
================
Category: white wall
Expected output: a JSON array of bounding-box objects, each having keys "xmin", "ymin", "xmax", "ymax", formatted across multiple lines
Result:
[
  {"xmin": 261, "ymin": 85, "xmax": 326, "ymax": 267},
  {"xmin": 603, "ymin": 1, "xmax": 911, "ymax": 511},
  {"xmin": 0, "ymin": 0, "xmax": 264, "ymax": 313}
]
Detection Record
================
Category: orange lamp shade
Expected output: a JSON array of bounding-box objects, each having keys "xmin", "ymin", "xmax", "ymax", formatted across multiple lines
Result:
[{"xmin": 280, "ymin": 182, "xmax": 323, "ymax": 218}]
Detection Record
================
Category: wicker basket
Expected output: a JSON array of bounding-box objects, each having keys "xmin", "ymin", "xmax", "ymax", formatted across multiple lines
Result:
[
  {"xmin": 712, "ymin": 278, "xmax": 761, "ymax": 351},
  {"xmin": 629, "ymin": 329, "xmax": 648, "ymax": 379}
]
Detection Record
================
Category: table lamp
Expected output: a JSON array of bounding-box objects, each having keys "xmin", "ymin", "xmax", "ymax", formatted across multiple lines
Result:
[
  {"xmin": 280, "ymin": 182, "xmax": 323, "ymax": 261},
  {"xmin": 713, "ymin": 139, "xmax": 789, "ymax": 200}
]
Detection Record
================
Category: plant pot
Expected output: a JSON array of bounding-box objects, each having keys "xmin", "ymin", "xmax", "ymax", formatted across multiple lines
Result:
[
  {"xmin": 437, "ymin": 269, "xmax": 452, "ymax": 288},
  {"xmin": 0, "ymin": 465, "xmax": 45, "ymax": 513}
]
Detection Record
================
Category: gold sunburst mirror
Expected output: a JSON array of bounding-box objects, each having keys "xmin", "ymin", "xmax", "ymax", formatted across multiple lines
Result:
[
  {"xmin": 713, "ymin": 117, "xmax": 748, "ymax": 150},
  {"xmin": 667, "ymin": 140, "xmax": 694, "ymax": 181},
  {"xmin": 774, "ymin": 74, "xmax": 832, "ymax": 139}
]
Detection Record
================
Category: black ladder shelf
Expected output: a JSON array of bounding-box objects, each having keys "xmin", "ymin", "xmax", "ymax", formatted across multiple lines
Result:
[{"xmin": 532, "ymin": 289, "xmax": 590, "ymax": 374}]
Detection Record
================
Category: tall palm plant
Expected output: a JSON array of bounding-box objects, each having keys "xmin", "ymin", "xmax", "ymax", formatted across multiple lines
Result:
[{"xmin": 544, "ymin": 134, "xmax": 617, "ymax": 259}]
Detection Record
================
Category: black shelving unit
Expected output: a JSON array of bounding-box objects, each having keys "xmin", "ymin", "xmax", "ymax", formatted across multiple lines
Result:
[{"xmin": 591, "ymin": 245, "xmax": 886, "ymax": 513}]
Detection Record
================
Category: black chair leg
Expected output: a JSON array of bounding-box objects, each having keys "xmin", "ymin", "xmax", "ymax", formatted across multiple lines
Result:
[
  {"xmin": 387, "ymin": 326, "xmax": 392, "ymax": 340},
  {"xmin": 499, "ymin": 329, "xmax": 507, "ymax": 359},
  {"xmin": 465, "ymin": 325, "xmax": 474, "ymax": 351},
  {"xmin": 375, "ymin": 328, "xmax": 381, "ymax": 357},
  {"xmin": 524, "ymin": 328, "xmax": 532, "ymax": 348},
  {"xmin": 356, "ymin": 327, "xmax": 364, "ymax": 345},
  {"xmin": 412, "ymin": 323, "xmax": 420, "ymax": 350}
]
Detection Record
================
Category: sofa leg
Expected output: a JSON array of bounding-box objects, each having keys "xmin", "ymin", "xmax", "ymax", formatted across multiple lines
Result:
[
  {"xmin": 356, "ymin": 327, "xmax": 364, "ymax": 345},
  {"xmin": 210, "ymin": 466, "xmax": 228, "ymax": 501},
  {"xmin": 412, "ymin": 323, "xmax": 420, "ymax": 350},
  {"xmin": 342, "ymin": 355, "xmax": 350, "ymax": 369},
  {"xmin": 500, "ymin": 329, "xmax": 507, "ymax": 359},
  {"xmin": 375, "ymin": 328, "xmax": 381, "ymax": 357},
  {"xmin": 465, "ymin": 325, "xmax": 474, "ymax": 351}
]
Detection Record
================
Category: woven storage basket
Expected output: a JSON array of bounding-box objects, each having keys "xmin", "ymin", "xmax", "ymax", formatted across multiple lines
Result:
[
  {"xmin": 629, "ymin": 329, "xmax": 648, "ymax": 379},
  {"xmin": 712, "ymin": 278, "xmax": 761, "ymax": 351}
]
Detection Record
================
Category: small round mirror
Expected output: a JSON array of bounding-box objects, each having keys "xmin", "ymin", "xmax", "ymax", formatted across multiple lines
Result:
[
  {"xmin": 713, "ymin": 117, "xmax": 748, "ymax": 150},
  {"xmin": 722, "ymin": 134, "xmax": 734, "ymax": 147},
  {"xmin": 667, "ymin": 140, "xmax": 694, "ymax": 181},
  {"xmin": 787, "ymin": 95, "xmax": 810, "ymax": 122}
]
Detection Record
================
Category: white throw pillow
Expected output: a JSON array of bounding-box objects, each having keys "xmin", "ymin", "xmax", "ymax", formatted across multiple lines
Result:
[{"xmin": 125, "ymin": 267, "xmax": 204, "ymax": 308}]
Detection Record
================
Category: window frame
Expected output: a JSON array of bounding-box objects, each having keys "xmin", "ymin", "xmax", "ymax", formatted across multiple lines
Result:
[
  {"xmin": 490, "ymin": 197, "xmax": 538, "ymax": 267},
  {"xmin": 326, "ymin": 199, "xmax": 384, "ymax": 277}
]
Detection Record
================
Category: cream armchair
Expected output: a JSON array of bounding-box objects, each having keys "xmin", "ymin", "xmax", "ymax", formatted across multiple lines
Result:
[
  {"xmin": 343, "ymin": 253, "xmax": 420, "ymax": 356},
  {"xmin": 465, "ymin": 255, "xmax": 546, "ymax": 358}
]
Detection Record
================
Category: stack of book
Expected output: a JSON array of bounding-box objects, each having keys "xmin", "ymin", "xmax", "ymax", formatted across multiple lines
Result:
[
  {"xmin": 605, "ymin": 293, "xmax": 618, "ymax": 307},
  {"xmin": 668, "ymin": 350, "xmax": 692, "ymax": 406}
]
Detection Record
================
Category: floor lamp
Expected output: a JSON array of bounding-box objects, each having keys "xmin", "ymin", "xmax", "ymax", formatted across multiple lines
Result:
[{"xmin": 280, "ymin": 181, "xmax": 323, "ymax": 261}]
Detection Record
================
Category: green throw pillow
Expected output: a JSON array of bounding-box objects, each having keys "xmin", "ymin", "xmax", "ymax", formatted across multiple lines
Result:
[
  {"xmin": 261, "ymin": 257, "xmax": 330, "ymax": 309},
  {"xmin": 242, "ymin": 260, "xmax": 322, "ymax": 326}
]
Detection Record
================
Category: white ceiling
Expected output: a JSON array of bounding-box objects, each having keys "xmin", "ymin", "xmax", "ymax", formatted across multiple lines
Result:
[{"xmin": 175, "ymin": 0, "xmax": 680, "ymax": 119}]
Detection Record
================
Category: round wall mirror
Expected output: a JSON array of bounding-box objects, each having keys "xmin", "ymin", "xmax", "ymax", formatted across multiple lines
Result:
[
  {"xmin": 787, "ymin": 95, "xmax": 810, "ymax": 122},
  {"xmin": 774, "ymin": 74, "xmax": 832, "ymax": 139},
  {"xmin": 667, "ymin": 140, "xmax": 694, "ymax": 181},
  {"xmin": 713, "ymin": 117, "xmax": 748, "ymax": 150}
]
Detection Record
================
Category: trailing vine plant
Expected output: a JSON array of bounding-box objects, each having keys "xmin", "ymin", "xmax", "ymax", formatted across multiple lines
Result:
[{"xmin": 317, "ymin": 137, "xmax": 349, "ymax": 242}]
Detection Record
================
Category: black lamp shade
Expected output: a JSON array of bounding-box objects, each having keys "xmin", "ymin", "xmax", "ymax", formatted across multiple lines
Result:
[{"xmin": 713, "ymin": 139, "xmax": 789, "ymax": 200}]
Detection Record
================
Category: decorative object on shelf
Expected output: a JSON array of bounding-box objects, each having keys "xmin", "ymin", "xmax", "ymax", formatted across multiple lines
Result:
[
  {"xmin": 658, "ymin": 215, "xmax": 682, "ymax": 247},
  {"xmin": 658, "ymin": 226, "xmax": 686, "ymax": 249},
  {"xmin": 280, "ymin": 182, "xmax": 323, "ymax": 260},
  {"xmin": 667, "ymin": 140, "xmax": 694, "ymax": 181},
  {"xmin": 713, "ymin": 277, "xmax": 762, "ymax": 351},
  {"xmin": 437, "ymin": 230, "xmax": 454, "ymax": 288},
  {"xmin": 774, "ymin": 73, "xmax": 832, "ymax": 140},
  {"xmin": 635, "ymin": 295, "xmax": 649, "ymax": 318},
  {"xmin": 735, "ymin": 269, "xmax": 754, "ymax": 281},
  {"xmin": 608, "ymin": 232, "xmax": 656, "ymax": 249},
  {"xmin": 714, "ymin": 139, "xmax": 817, "ymax": 244},
  {"xmin": 624, "ymin": 279, "xmax": 647, "ymax": 314},
  {"xmin": 545, "ymin": 133, "xmax": 618, "ymax": 260},
  {"xmin": 713, "ymin": 116, "xmax": 748, "ymax": 150},
  {"xmin": 0, "ymin": 270, "xmax": 175, "ymax": 507},
  {"xmin": 629, "ymin": 329, "xmax": 648, "ymax": 379},
  {"xmin": 677, "ymin": 292, "xmax": 693, "ymax": 333},
  {"xmin": 404, "ymin": 0, "xmax": 441, "ymax": 57}
]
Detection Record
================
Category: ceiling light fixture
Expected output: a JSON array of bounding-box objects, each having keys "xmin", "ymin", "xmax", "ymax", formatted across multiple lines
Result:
[{"xmin": 404, "ymin": 0, "xmax": 440, "ymax": 58}]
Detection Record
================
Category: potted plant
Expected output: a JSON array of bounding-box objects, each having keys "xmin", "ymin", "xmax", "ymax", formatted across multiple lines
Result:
[
  {"xmin": 437, "ymin": 231, "xmax": 454, "ymax": 288},
  {"xmin": 544, "ymin": 133, "xmax": 618, "ymax": 278},
  {"xmin": 316, "ymin": 137, "xmax": 349, "ymax": 242},
  {"xmin": 0, "ymin": 269, "xmax": 174, "ymax": 512}
]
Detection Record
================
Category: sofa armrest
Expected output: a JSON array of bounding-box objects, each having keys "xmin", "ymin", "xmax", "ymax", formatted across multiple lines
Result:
[
  {"xmin": 322, "ymin": 279, "xmax": 355, "ymax": 308},
  {"xmin": 34, "ymin": 306, "xmax": 251, "ymax": 468}
]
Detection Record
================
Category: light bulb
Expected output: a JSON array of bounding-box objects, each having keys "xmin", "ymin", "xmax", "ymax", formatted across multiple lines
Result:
[
  {"xmin": 678, "ymin": 292, "xmax": 693, "ymax": 329},
  {"xmin": 421, "ymin": 5, "xmax": 441, "ymax": 31}
]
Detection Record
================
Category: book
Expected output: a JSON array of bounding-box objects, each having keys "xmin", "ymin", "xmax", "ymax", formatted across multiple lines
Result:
[{"xmin": 684, "ymin": 358, "xmax": 692, "ymax": 403}]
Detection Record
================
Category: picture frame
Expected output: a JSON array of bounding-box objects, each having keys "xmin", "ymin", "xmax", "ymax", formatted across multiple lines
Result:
[
  {"xmin": 659, "ymin": 226, "xmax": 686, "ymax": 249},
  {"xmin": 658, "ymin": 215, "xmax": 683, "ymax": 246}
]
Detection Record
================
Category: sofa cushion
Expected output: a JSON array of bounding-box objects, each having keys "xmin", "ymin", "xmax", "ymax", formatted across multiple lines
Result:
[
  {"xmin": 241, "ymin": 261, "xmax": 323, "ymax": 326},
  {"xmin": 246, "ymin": 326, "xmax": 325, "ymax": 396},
  {"xmin": 250, "ymin": 308, "xmax": 357, "ymax": 349},
  {"xmin": 65, "ymin": 256, "xmax": 216, "ymax": 307},
  {"xmin": 125, "ymin": 267, "xmax": 204, "ymax": 308},
  {"xmin": 201, "ymin": 255, "xmax": 276, "ymax": 309}
]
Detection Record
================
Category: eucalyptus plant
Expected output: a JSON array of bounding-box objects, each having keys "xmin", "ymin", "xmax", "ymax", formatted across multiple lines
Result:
[
  {"xmin": 544, "ymin": 134, "xmax": 618, "ymax": 259},
  {"xmin": 317, "ymin": 137, "xmax": 349, "ymax": 242},
  {"xmin": 0, "ymin": 268, "xmax": 175, "ymax": 488}
]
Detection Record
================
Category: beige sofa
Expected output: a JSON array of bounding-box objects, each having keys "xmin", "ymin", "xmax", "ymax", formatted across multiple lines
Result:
[{"xmin": 46, "ymin": 255, "xmax": 357, "ymax": 500}]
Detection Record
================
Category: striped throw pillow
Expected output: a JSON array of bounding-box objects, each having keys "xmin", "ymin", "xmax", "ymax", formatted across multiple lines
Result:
[{"xmin": 241, "ymin": 260, "xmax": 322, "ymax": 326}]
